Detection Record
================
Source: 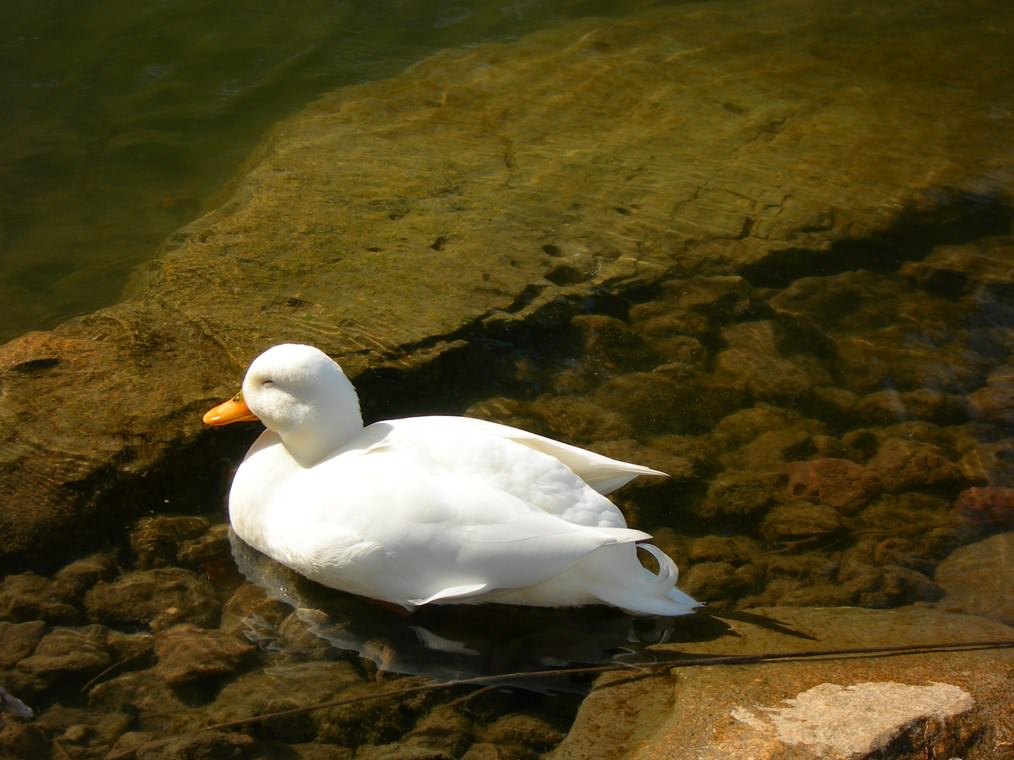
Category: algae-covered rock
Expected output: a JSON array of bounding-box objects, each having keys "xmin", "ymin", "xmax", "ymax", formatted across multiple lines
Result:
[
  {"xmin": 154, "ymin": 624, "xmax": 257, "ymax": 686},
  {"xmin": 17, "ymin": 625, "xmax": 112, "ymax": 690},
  {"xmin": 0, "ymin": 572, "xmax": 80, "ymax": 625},
  {"xmin": 1, "ymin": 0, "xmax": 1013, "ymax": 569},
  {"xmin": 85, "ymin": 568, "xmax": 220, "ymax": 631},
  {"xmin": 130, "ymin": 515, "xmax": 212, "ymax": 570},
  {"xmin": 936, "ymin": 532, "xmax": 1014, "ymax": 625}
]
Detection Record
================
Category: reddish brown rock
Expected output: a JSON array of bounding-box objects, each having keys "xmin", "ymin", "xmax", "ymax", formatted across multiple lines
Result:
[
  {"xmin": 786, "ymin": 458, "xmax": 879, "ymax": 514},
  {"xmin": 954, "ymin": 486, "xmax": 1014, "ymax": 528}
]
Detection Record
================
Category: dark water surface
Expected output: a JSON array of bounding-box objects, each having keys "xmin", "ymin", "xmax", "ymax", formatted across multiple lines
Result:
[{"xmin": 0, "ymin": 0, "xmax": 662, "ymax": 342}]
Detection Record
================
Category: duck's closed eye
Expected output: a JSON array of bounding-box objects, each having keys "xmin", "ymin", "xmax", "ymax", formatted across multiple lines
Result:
[{"xmin": 261, "ymin": 379, "xmax": 275, "ymax": 388}]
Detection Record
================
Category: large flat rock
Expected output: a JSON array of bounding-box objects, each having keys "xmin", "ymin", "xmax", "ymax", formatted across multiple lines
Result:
[
  {"xmin": 551, "ymin": 606, "xmax": 1014, "ymax": 760},
  {"xmin": 2, "ymin": 0, "xmax": 1013, "ymax": 565}
]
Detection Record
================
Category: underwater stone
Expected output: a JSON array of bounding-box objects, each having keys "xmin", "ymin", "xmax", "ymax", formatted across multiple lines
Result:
[
  {"xmin": 154, "ymin": 624, "xmax": 257, "ymax": 686},
  {"xmin": 688, "ymin": 535, "xmax": 762, "ymax": 565},
  {"xmin": 785, "ymin": 458, "xmax": 879, "ymax": 515},
  {"xmin": 84, "ymin": 568, "xmax": 220, "ymax": 631},
  {"xmin": 867, "ymin": 438, "xmax": 966, "ymax": 493},
  {"xmin": 935, "ymin": 532, "xmax": 1014, "ymax": 625},
  {"xmin": 569, "ymin": 314, "xmax": 657, "ymax": 372},
  {"xmin": 681, "ymin": 561, "xmax": 761, "ymax": 605},
  {"xmin": 957, "ymin": 438, "xmax": 1014, "ymax": 487},
  {"xmin": 0, "ymin": 721, "xmax": 48, "ymax": 759},
  {"xmin": 17, "ymin": 625, "xmax": 112, "ymax": 687},
  {"xmin": 0, "ymin": 573, "xmax": 80, "ymax": 625},
  {"xmin": 760, "ymin": 502, "xmax": 843, "ymax": 545},
  {"xmin": 130, "ymin": 515, "xmax": 212, "ymax": 569},
  {"xmin": 713, "ymin": 321, "xmax": 832, "ymax": 402},
  {"xmin": 114, "ymin": 730, "xmax": 256, "ymax": 759},
  {"xmin": 857, "ymin": 388, "xmax": 967, "ymax": 425},
  {"xmin": 529, "ymin": 394, "xmax": 635, "ymax": 444},
  {"xmin": 967, "ymin": 366, "xmax": 1014, "ymax": 426},
  {"xmin": 51, "ymin": 552, "xmax": 117, "ymax": 601},
  {"xmin": 696, "ymin": 470, "xmax": 784, "ymax": 520},
  {"xmin": 953, "ymin": 486, "xmax": 1014, "ymax": 529},
  {"xmin": 0, "ymin": 621, "xmax": 46, "ymax": 669}
]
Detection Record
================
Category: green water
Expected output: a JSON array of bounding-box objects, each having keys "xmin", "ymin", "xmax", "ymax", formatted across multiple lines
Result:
[{"xmin": 0, "ymin": 0, "xmax": 664, "ymax": 343}]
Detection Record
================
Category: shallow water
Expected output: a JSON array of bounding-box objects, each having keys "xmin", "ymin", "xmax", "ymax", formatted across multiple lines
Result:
[
  {"xmin": 1, "ymin": 0, "xmax": 1012, "ymax": 757},
  {"xmin": 0, "ymin": 0, "xmax": 663, "ymax": 343}
]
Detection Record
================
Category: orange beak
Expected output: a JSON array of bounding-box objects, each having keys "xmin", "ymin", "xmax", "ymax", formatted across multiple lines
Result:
[{"xmin": 203, "ymin": 393, "xmax": 260, "ymax": 426}]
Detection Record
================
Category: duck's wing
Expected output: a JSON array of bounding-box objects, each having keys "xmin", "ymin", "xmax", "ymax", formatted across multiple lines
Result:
[
  {"xmin": 385, "ymin": 416, "xmax": 667, "ymax": 495},
  {"xmin": 294, "ymin": 453, "xmax": 650, "ymax": 608},
  {"xmin": 369, "ymin": 418, "xmax": 639, "ymax": 528}
]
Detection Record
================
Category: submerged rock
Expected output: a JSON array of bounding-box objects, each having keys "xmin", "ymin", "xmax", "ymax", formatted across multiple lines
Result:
[
  {"xmin": 1, "ymin": 0, "xmax": 1012, "ymax": 569},
  {"xmin": 85, "ymin": 568, "xmax": 220, "ymax": 631},
  {"xmin": 0, "ymin": 573, "xmax": 79, "ymax": 625},
  {"xmin": 154, "ymin": 624, "xmax": 257, "ymax": 686},
  {"xmin": 935, "ymin": 532, "xmax": 1014, "ymax": 625},
  {"xmin": 0, "ymin": 621, "xmax": 46, "ymax": 669},
  {"xmin": 785, "ymin": 458, "xmax": 878, "ymax": 515},
  {"xmin": 17, "ymin": 625, "xmax": 112, "ymax": 690}
]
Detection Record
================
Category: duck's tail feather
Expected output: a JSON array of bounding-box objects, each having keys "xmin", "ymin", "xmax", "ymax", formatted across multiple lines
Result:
[{"xmin": 591, "ymin": 541, "xmax": 701, "ymax": 617}]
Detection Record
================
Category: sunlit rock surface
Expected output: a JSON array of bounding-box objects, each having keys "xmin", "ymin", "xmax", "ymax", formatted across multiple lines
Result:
[
  {"xmin": 552, "ymin": 606, "xmax": 1014, "ymax": 760},
  {"xmin": 0, "ymin": 0, "xmax": 1012, "ymax": 575}
]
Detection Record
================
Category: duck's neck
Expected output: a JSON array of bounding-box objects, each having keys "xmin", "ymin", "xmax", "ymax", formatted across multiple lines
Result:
[{"xmin": 278, "ymin": 375, "xmax": 364, "ymax": 467}]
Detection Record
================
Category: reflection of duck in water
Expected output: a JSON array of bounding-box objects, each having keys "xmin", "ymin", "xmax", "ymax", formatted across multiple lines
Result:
[
  {"xmin": 205, "ymin": 344, "xmax": 700, "ymax": 617},
  {"xmin": 229, "ymin": 529, "xmax": 724, "ymax": 684}
]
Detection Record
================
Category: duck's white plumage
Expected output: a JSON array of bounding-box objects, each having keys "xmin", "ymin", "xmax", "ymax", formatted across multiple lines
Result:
[{"xmin": 207, "ymin": 344, "xmax": 700, "ymax": 616}]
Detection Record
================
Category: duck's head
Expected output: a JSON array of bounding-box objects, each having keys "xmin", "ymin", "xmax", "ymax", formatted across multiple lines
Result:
[{"xmin": 204, "ymin": 344, "xmax": 363, "ymax": 466}]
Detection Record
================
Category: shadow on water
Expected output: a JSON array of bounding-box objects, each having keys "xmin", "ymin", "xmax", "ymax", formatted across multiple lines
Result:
[
  {"xmin": 740, "ymin": 189, "xmax": 1013, "ymax": 288},
  {"xmin": 229, "ymin": 530, "xmax": 730, "ymax": 693}
]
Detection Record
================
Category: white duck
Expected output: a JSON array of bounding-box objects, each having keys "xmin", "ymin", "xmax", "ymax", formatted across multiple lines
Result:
[{"xmin": 204, "ymin": 344, "xmax": 700, "ymax": 616}]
